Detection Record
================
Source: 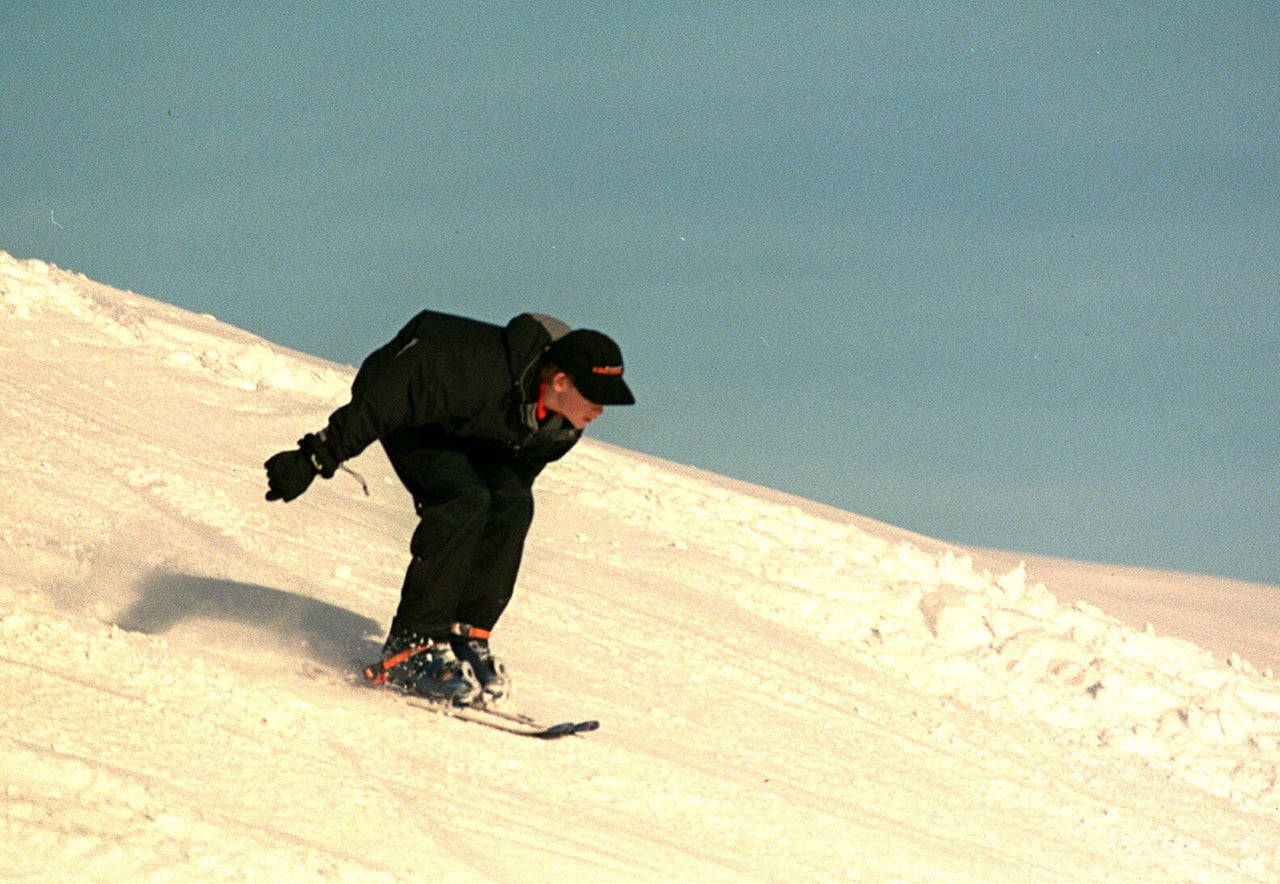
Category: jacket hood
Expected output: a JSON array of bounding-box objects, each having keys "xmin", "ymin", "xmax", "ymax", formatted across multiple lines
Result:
[
  {"xmin": 503, "ymin": 313, "xmax": 574, "ymax": 433},
  {"xmin": 504, "ymin": 313, "xmax": 569, "ymax": 388}
]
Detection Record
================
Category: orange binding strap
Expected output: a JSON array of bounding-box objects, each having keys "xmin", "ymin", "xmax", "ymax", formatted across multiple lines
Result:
[{"xmin": 363, "ymin": 643, "xmax": 431, "ymax": 684}]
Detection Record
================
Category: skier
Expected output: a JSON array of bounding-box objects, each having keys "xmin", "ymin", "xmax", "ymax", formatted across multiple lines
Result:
[{"xmin": 263, "ymin": 311, "xmax": 634, "ymax": 706}]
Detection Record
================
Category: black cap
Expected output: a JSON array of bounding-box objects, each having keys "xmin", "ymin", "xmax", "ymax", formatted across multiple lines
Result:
[{"xmin": 548, "ymin": 329, "xmax": 635, "ymax": 406}]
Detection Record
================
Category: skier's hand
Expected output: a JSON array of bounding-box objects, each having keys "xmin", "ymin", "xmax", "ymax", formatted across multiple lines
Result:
[
  {"xmin": 264, "ymin": 433, "xmax": 338, "ymax": 502},
  {"xmin": 264, "ymin": 448, "xmax": 316, "ymax": 502}
]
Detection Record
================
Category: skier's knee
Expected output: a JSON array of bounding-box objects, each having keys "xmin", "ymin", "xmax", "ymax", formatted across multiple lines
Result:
[{"xmin": 490, "ymin": 484, "xmax": 533, "ymax": 528}]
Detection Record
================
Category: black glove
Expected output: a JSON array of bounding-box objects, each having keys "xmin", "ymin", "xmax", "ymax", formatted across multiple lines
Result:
[{"xmin": 264, "ymin": 433, "xmax": 339, "ymax": 502}]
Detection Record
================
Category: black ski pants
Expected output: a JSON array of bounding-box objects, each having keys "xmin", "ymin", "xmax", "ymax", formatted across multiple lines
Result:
[{"xmin": 382, "ymin": 445, "xmax": 535, "ymax": 642}]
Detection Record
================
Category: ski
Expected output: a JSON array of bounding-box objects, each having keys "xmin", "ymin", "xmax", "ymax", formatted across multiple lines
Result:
[
  {"xmin": 354, "ymin": 654, "xmax": 598, "ymax": 739},
  {"xmin": 406, "ymin": 698, "xmax": 600, "ymax": 739}
]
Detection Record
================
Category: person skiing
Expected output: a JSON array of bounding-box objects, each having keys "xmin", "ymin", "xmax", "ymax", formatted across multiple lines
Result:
[{"xmin": 263, "ymin": 311, "xmax": 634, "ymax": 706}]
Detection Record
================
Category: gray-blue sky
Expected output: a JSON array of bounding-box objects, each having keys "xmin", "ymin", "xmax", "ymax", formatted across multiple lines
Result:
[{"xmin": 3, "ymin": 3, "xmax": 1276, "ymax": 584}]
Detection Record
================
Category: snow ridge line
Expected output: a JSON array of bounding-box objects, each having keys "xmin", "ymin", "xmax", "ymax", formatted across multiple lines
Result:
[{"xmin": 0, "ymin": 251, "xmax": 351, "ymax": 400}]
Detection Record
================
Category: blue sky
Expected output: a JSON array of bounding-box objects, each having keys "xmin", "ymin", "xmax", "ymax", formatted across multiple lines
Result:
[{"xmin": 3, "ymin": 3, "xmax": 1276, "ymax": 584}]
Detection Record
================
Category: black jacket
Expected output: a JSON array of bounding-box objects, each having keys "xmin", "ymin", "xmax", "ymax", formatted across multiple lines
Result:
[{"xmin": 322, "ymin": 311, "xmax": 581, "ymax": 472}]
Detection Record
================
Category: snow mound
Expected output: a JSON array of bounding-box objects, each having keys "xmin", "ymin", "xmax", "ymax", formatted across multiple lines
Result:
[
  {"xmin": 548, "ymin": 445, "xmax": 1280, "ymax": 814},
  {"xmin": 2, "ymin": 250, "xmax": 1278, "ymax": 880}
]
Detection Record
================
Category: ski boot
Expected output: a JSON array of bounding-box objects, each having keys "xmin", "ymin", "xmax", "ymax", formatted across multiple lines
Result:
[
  {"xmin": 364, "ymin": 634, "xmax": 481, "ymax": 706},
  {"xmin": 450, "ymin": 623, "xmax": 510, "ymax": 704}
]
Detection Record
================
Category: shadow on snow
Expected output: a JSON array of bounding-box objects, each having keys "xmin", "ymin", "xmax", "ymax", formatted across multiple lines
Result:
[{"xmin": 116, "ymin": 571, "xmax": 384, "ymax": 672}]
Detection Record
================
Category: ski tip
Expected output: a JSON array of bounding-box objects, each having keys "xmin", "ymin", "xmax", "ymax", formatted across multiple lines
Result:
[{"xmin": 537, "ymin": 720, "xmax": 600, "ymax": 739}]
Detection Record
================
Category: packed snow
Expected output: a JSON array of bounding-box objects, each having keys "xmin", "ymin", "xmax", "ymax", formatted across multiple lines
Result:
[{"xmin": 1, "ymin": 250, "xmax": 1278, "ymax": 881}]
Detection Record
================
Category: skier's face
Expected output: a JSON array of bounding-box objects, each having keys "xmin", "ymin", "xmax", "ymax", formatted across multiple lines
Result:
[{"xmin": 543, "ymin": 372, "xmax": 605, "ymax": 429}]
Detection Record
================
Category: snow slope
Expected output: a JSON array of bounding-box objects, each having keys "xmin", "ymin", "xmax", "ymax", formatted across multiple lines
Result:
[{"xmin": 1, "ymin": 250, "xmax": 1278, "ymax": 881}]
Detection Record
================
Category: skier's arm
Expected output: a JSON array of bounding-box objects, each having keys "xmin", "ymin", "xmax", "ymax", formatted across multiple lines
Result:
[{"xmin": 320, "ymin": 336, "xmax": 445, "ymax": 462}]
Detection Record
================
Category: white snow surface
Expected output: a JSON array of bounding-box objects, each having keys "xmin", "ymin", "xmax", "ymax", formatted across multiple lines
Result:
[{"xmin": 2, "ymin": 250, "xmax": 1279, "ymax": 881}]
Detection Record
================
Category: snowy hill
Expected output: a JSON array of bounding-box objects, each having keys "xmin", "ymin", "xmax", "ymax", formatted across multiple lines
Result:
[{"xmin": 2, "ymin": 250, "xmax": 1278, "ymax": 881}]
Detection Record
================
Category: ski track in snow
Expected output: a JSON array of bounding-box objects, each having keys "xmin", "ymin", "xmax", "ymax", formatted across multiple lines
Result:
[{"xmin": 1, "ymin": 251, "xmax": 1278, "ymax": 881}]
